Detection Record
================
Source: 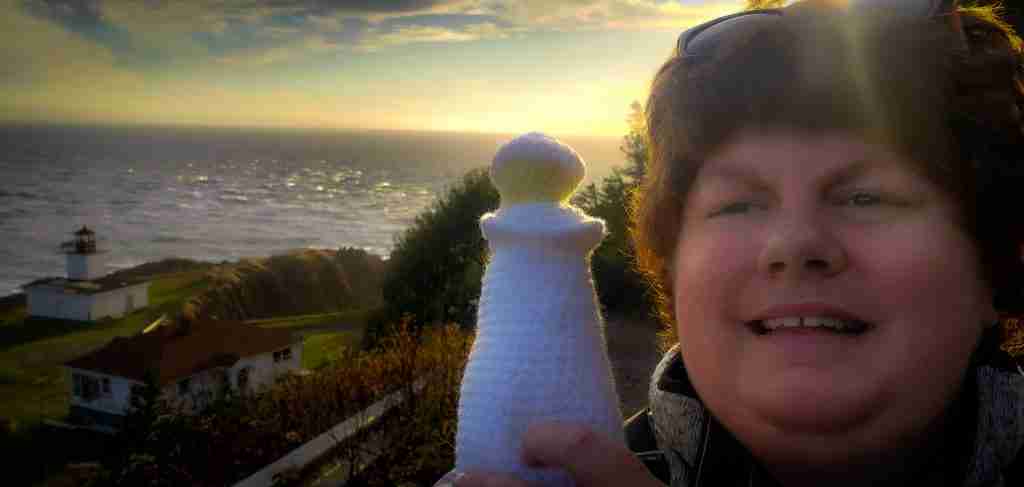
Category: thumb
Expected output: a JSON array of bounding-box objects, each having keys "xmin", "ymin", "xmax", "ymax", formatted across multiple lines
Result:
[{"xmin": 520, "ymin": 421, "xmax": 663, "ymax": 487}]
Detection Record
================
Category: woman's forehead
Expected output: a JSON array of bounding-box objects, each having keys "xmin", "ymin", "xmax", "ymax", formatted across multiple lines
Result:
[{"xmin": 694, "ymin": 130, "xmax": 928, "ymax": 186}]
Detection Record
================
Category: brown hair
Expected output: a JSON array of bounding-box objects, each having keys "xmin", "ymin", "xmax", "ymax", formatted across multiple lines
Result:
[{"xmin": 631, "ymin": 2, "xmax": 1024, "ymax": 341}]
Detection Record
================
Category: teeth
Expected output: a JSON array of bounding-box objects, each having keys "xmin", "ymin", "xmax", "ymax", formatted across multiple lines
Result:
[{"xmin": 761, "ymin": 316, "xmax": 860, "ymax": 332}]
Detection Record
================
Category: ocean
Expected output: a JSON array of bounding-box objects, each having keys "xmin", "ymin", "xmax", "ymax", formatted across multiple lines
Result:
[{"xmin": 0, "ymin": 124, "xmax": 624, "ymax": 296}]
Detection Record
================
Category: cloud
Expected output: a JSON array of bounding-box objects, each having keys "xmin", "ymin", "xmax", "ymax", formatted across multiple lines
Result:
[
  {"xmin": 19, "ymin": 0, "xmax": 166, "ymax": 66},
  {"xmin": 265, "ymin": 0, "xmax": 459, "ymax": 14},
  {"xmin": 362, "ymin": 22, "xmax": 507, "ymax": 49},
  {"xmin": 11, "ymin": 0, "xmax": 740, "ymax": 70},
  {"xmin": 476, "ymin": 0, "xmax": 739, "ymax": 31}
]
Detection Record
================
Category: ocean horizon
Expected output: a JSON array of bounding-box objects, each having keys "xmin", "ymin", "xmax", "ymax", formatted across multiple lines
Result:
[{"xmin": 0, "ymin": 123, "xmax": 625, "ymax": 297}]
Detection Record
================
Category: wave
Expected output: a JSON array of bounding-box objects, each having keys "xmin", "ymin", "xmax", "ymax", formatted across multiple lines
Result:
[
  {"xmin": 152, "ymin": 235, "xmax": 189, "ymax": 243},
  {"xmin": 0, "ymin": 190, "xmax": 39, "ymax": 200},
  {"xmin": 109, "ymin": 198, "xmax": 138, "ymax": 207}
]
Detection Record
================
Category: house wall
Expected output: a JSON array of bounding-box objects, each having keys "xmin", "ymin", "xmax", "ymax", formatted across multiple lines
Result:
[
  {"xmin": 67, "ymin": 252, "xmax": 107, "ymax": 281},
  {"xmin": 27, "ymin": 283, "xmax": 149, "ymax": 321},
  {"xmin": 162, "ymin": 367, "xmax": 230, "ymax": 413},
  {"xmin": 27, "ymin": 288, "xmax": 93, "ymax": 321},
  {"xmin": 90, "ymin": 283, "xmax": 150, "ymax": 320},
  {"xmin": 229, "ymin": 340, "xmax": 304, "ymax": 394},
  {"xmin": 66, "ymin": 368, "xmax": 143, "ymax": 417},
  {"xmin": 67, "ymin": 340, "xmax": 303, "ymax": 425}
]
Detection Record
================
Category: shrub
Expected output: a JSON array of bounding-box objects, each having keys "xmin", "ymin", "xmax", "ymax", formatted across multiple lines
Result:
[{"xmin": 89, "ymin": 321, "xmax": 473, "ymax": 486}]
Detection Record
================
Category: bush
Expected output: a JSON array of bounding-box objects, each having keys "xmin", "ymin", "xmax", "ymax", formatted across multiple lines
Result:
[
  {"xmin": 320, "ymin": 320, "xmax": 472, "ymax": 486},
  {"xmin": 88, "ymin": 321, "xmax": 473, "ymax": 487}
]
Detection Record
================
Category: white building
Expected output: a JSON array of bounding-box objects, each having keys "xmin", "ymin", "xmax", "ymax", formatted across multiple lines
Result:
[
  {"xmin": 22, "ymin": 226, "xmax": 150, "ymax": 322},
  {"xmin": 64, "ymin": 320, "xmax": 303, "ymax": 430}
]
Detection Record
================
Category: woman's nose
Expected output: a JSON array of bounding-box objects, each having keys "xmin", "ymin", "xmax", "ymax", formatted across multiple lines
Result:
[{"xmin": 757, "ymin": 213, "xmax": 848, "ymax": 279}]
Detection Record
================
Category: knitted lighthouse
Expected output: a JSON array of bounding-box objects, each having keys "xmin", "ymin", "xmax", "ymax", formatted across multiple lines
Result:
[{"xmin": 452, "ymin": 132, "xmax": 624, "ymax": 485}]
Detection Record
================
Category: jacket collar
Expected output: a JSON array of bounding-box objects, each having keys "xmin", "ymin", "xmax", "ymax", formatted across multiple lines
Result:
[{"xmin": 648, "ymin": 345, "xmax": 1024, "ymax": 487}]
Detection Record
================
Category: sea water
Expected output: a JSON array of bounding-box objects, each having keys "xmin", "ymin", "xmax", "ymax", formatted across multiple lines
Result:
[{"xmin": 0, "ymin": 124, "xmax": 621, "ymax": 296}]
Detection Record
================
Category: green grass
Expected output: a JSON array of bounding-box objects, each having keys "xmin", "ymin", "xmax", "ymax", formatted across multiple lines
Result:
[
  {"xmin": 247, "ymin": 308, "xmax": 373, "ymax": 369},
  {"xmin": 301, "ymin": 330, "xmax": 364, "ymax": 369},
  {"xmin": 0, "ymin": 306, "xmax": 27, "ymax": 326},
  {"xmin": 0, "ymin": 270, "xmax": 213, "ymax": 426},
  {"xmin": 247, "ymin": 307, "xmax": 375, "ymax": 329}
]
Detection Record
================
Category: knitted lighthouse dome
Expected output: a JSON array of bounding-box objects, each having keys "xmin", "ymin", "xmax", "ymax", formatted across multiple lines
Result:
[{"xmin": 453, "ymin": 132, "xmax": 624, "ymax": 486}]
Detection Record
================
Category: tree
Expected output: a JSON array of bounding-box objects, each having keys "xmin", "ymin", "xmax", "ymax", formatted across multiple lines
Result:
[
  {"xmin": 571, "ymin": 101, "xmax": 652, "ymax": 313},
  {"xmin": 367, "ymin": 168, "xmax": 499, "ymax": 345},
  {"xmin": 120, "ymin": 370, "xmax": 163, "ymax": 453},
  {"xmin": 745, "ymin": 0, "xmax": 786, "ymax": 9}
]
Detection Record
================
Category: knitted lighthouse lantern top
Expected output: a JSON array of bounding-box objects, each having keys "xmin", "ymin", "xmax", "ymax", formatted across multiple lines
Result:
[{"xmin": 450, "ymin": 132, "xmax": 625, "ymax": 486}]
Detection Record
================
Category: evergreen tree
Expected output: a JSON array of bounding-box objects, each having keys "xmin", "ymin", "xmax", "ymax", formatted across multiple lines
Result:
[
  {"xmin": 571, "ymin": 101, "xmax": 651, "ymax": 312},
  {"xmin": 367, "ymin": 168, "xmax": 499, "ymax": 345}
]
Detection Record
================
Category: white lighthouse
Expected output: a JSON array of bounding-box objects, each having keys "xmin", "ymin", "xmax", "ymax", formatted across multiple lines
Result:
[
  {"xmin": 64, "ymin": 226, "xmax": 107, "ymax": 281},
  {"xmin": 451, "ymin": 133, "xmax": 624, "ymax": 486},
  {"xmin": 22, "ymin": 226, "xmax": 150, "ymax": 322}
]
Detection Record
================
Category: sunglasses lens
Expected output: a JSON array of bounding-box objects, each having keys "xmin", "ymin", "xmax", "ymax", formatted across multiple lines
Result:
[
  {"xmin": 847, "ymin": 0, "xmax": 949, "ymax": 18},
  {"xmin": 680, "ymin": 0, "xmax": 954, "ymax": 58},
  {"xmin": 683, "ymin": 12, "xmax": 780, "ymax": 57}
]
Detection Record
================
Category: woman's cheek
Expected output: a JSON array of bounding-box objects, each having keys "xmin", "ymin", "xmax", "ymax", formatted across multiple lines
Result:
[{"xmin": 673, "ymin": 226, "xmax": 759, "ymax": 347}]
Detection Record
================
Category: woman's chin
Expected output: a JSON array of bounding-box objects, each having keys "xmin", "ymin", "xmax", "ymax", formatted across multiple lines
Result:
[{"xmin": 738, "ymin": 369, "xmax": 880, "ymax": 435}]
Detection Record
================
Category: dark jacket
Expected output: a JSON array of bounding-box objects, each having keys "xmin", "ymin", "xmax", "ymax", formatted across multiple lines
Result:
[{"xmin": 625, "ymin": 345, "xmax": 1024, "ymax": 487}]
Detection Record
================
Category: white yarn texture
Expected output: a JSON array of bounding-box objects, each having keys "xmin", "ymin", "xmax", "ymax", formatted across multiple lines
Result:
[{"xmin": 455, "ymin": 203, "xmax": 625, "ymax": 486}]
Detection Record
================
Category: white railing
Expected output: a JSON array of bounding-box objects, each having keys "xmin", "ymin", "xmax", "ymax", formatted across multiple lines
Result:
[
  {"xmin": 141, "ymin": 314, "xmax": 168, "ymax": 334},
  {"xmin": 232, "ymin": 378, "xmax": 427, "ymax": 487}
]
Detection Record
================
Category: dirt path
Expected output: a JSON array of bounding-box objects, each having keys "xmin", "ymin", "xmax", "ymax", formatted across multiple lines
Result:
[{"xmin": 604, "ymin": 313, "xmax": 666, "ymax": 419}]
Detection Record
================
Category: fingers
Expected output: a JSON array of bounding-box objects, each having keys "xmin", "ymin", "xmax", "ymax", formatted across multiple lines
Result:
[
  {"xmin": 454, "ymin": 471, "xmax": 535, "ymax": 487},
  {"xmin": 521, "ymin": 422, "xmax": 661, "ymax": 487}
]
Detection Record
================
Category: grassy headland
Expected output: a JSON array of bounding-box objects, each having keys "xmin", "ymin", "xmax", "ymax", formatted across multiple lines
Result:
[
  {"xmin": 0, "ymin": 248, "xmax": 385, "ymax": 428},
  {"xmin": 0, "ymin": 269, "xmax": 214, "ymax": 426}
]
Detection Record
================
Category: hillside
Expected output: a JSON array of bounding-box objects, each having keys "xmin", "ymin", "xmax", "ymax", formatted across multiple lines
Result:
[{"xmin": 181, "ymin": 248, "xmax": 386, "ymax": 323}]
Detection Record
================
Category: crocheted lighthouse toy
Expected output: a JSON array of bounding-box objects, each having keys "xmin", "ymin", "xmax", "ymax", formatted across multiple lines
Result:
[{"xmin": 453, "ymin": 132, "xmax": 624, "ymax": 485}]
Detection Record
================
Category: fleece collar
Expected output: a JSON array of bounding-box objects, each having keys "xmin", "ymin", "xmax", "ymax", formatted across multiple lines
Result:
[{"xmin": 647, "ymin": 345, "xmax": 1024, "ymax": 487}]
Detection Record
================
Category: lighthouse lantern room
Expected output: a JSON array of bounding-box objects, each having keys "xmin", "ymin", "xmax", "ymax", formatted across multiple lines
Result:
[
  {"xmin": 22, "ymin": 226, "xmax": 150, "ymax": 322},
  {"xmin": 62, "ymin": 226, "xmax": 107, "ymax": 281}
]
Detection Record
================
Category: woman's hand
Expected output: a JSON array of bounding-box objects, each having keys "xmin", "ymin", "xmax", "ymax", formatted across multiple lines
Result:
[{"xmin": 454, "ymin": 421, "xmax": 665, "ymax": 487}]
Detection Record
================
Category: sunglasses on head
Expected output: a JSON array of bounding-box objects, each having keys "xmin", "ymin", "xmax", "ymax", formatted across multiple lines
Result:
[{"xmin": 677, "ymin": 0, "xmax": 961, "ymax": 58}]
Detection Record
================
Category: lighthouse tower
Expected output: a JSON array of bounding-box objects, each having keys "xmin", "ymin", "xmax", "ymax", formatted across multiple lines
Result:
[
  {"xmin": 22, "ymin": 225, "xmax": 149, "ymax": 322},
  {"xmin": 450, "ymin": 133, "xmax": 624, "ymax": 486},
  {"xmin": 62, "ymin": 226, "xmax": 108, "ymax": 281}
]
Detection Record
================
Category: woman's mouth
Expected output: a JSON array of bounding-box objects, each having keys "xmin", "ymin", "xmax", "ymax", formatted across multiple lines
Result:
[{"xmin": 748, "ymin": 316, "xmax": 872, "ymax": 336}]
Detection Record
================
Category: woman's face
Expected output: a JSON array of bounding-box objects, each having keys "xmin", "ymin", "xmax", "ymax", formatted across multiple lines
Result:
[{"xmin": 673, "ymin": 130, "xmax": 995, "ymax": 471}]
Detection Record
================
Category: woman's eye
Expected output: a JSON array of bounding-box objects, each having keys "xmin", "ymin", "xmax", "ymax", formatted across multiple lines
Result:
[
  {"xmin": 842, "ymin": 191, "xmax": 883, "ymax": 207},
  {"xmin": 710, "ymin": 201, "xmax": 756, "ymax": 217}
]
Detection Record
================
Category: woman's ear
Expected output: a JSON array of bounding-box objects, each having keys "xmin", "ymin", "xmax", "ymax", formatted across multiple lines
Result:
[
  {"xmin": 947, "ymin": 2, "xmax": 968, "ymax": 50},
  {"xmin": 969, "ymin": 318, "xmax": 1004, "ymax": 368}
]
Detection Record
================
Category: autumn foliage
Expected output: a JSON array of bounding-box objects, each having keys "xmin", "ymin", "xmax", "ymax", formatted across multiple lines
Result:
[{"xmin": 87, "ymin": 320, "xmax": 473, "ymax": 486}]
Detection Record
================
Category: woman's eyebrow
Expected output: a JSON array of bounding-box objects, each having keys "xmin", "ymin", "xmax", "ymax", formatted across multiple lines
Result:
[
  {"xmin": 825, "ymin": 159, "xmax": 886, "ymax": 189},
  {"xmin": 698, "ymin": 164, "xmax": 773, "ymax": 192},
  {"xmin": 698, "ymin": 158, "xmax": 889, "ymax": 193}
]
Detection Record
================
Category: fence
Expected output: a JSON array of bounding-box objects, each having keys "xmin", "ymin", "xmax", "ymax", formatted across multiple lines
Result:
[{"xmin": 232, "ymin": 378, "xmax": 427, "ymax": 487}]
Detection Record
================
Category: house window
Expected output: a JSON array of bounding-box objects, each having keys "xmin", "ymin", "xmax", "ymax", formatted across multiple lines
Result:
[
  {"xmin": 237, "ymin": 367, "xmax": 251, "ymax": 393},
  {"xmin": 130, "ymin": 385, "xmax": 144, "ymax": 404},
  {"xmin": 178, "ymin": 378, "xmax": 191, "ymax": 395},
  {"xmin": 274, "ymin": 347, "xmax": 292, "ymax": 363},
  {"xmin": 73, "ymin": 373, "xmax": 100, "ymax": 401}
]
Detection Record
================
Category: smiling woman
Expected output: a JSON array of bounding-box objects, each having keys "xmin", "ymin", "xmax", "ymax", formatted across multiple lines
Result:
[
  {"xmin": 452, "ymin": 1, "xmax": 1024, "ymax": 487},
  {"xmin": 632, "ymin": 1, "xmax": 1024, "ymax": 487}
]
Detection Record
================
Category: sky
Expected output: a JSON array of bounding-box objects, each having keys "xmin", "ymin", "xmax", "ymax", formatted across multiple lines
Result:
[{"xmin": 1, "ymin": 0, "xmax": 743, "ymax": 137}]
